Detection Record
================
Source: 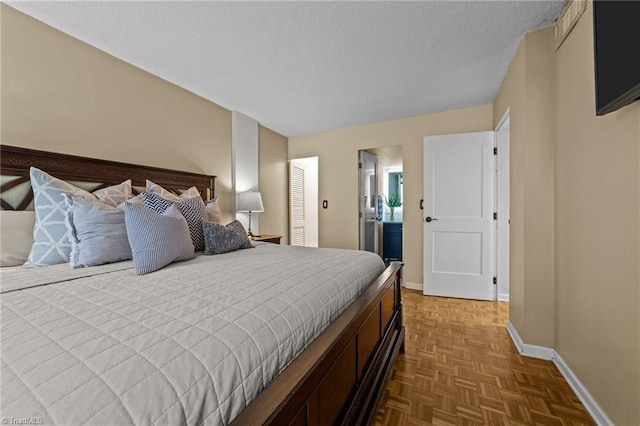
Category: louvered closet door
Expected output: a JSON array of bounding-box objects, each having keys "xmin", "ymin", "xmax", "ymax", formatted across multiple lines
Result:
[{"xmin": 290, "ymin": 164, "xmax": 305, "ymax": 246}]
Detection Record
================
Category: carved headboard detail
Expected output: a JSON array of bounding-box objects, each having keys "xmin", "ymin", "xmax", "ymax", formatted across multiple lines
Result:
[{"xmin": 0, "ymin": 145, "xmax": 216, "ymax": 211}]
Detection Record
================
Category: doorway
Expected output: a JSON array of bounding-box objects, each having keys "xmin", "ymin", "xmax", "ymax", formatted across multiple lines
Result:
[
  {"xmin": 289, "ymin": 157, "xmax": 318, "ymax": 247},
  {"xmin": 360, "ymin": 146, "xmax": 404, "ymax": 262},
  {"xmin": 359, "ymin": 151, "xmax": 378, "ymax": 253}
]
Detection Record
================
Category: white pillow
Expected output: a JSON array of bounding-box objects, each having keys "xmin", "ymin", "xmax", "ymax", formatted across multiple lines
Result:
[
  {"xmin": 146, "ymin": 179, "xmax": 200, "ymax": 201},
  {"xmin": 1, "ymin": 211, "xmax": 35, "ymax": 267},
  {"xmin": 205, "ymin": 198, "xmax": 223, "ymax": 224}
]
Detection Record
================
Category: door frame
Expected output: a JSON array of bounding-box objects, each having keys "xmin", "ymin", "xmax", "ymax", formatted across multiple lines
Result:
[
  {"xmin": 359, "ymin": 151, "xmax": 378, "ymax": 253},
  {"xmin": 495, "ymin": 109, "xmax": 511, "ymax": 302}
]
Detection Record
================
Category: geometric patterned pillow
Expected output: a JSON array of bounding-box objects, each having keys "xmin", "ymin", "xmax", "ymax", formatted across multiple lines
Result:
[
  {"xmin": 203, "ymin": 220, "xmax": 253, "ymax": 255},
  {"xmin": 25, "ymin": 167, "xmax": 132, "ymax": 266},
  {"xmin": 141, "ymin": 192, "xmax": 207, "ymax": 251},
  {"xmin": 145, "ymin": 179, "xmax": 201, "ymax": 202}
]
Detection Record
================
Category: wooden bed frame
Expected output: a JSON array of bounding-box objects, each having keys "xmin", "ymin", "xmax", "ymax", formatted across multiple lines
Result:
[
  {"xmin": 0, "ymin": 144, "xmax": 405, "ymax": 425},
  {"xmin": 0, "ymin": 145, "xmax": 215, "ymax": 209}
]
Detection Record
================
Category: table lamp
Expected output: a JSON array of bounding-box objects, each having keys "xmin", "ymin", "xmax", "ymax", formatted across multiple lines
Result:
[{"xmin": 237, "ymin": 191, "xmax": 264, "ymax": 237}]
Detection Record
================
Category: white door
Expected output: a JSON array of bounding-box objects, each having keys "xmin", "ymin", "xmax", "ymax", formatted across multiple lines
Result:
[
  {"xmin": 359, "ymin": 151, "xmax": 378, "ymax": 253},
  {"xmin": 290, "ymin": 164, "xmax": 306, "ymax": 246},
  {"xmin": 423, "ymin": 131, "xmax": 495, "ymax": 300},
  {"xmin": 290, "ymin": 157, "xmax": 319, "ymax": 247}
]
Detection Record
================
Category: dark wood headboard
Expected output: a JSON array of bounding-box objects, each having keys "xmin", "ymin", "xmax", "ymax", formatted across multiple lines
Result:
[{"xmin": 0, "ymin": 145, "xmax": 216, "ymax": 210}]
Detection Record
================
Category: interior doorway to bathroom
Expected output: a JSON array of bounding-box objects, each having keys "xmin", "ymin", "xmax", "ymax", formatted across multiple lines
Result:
[{"xmin": 360, "ymin": 146, "xmax": 403, "ymax": 262}]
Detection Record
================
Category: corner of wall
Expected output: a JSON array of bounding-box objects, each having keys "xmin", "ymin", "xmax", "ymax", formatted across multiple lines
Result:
[{"xmin": 258, "ymin": 124, "xmax": 289, "ymax": 243}]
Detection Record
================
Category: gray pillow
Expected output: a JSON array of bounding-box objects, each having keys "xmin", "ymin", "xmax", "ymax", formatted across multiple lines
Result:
[
  {"xmin": 142, "ymin": 192, "xmax": 207, "ymax": 251},
  {"xmin": 203, "ymin": 220, "xmax": 253, "ymax": 255},
  {"xmin": 26, "ymin": 167, "xmax": 131, "ymax": 266},
  {"xmin": 124, "ymin": 202, "xmax": 195, "ymax": 275},
  {"xmin": 63, "ymin": 195, "xmax": 132, "ymax": 268}
]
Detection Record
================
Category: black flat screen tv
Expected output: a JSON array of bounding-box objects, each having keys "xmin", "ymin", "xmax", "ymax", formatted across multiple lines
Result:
[{"xmin": 593, "ymin": 0, "xmax": 640, "ymax": 116}]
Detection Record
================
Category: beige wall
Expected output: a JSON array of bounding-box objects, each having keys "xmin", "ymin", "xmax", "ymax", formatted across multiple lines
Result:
[
  {"xmin": 258, "ymin": 125, "xmax": 289, "ymax": 243},
  {"xmin": 496, "ymin": 4, "xmax": 640, "ymax": 423},
  {"xmin": 553, "ymin": 4, "xmax": 639, "ymax": 424},
  {"xmin": 494, "ymin": 39, "xmax": 527, "ymax": 334},
  {"xmin": 494, "ymin": 27, "xmax": 556, "ymax": 348},
  {"xmin": 289, "ymin": 105, "xmax": 493, "ymax": 285},
  {"xmin": 1, "ymin": 4, "xmax": 234, "ymax": 220}
]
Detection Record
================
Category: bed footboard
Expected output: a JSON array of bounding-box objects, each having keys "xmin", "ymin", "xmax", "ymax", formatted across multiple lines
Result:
[{"xmin": 232, "ymin": 261, "xmax": 404, "ymax": 426}]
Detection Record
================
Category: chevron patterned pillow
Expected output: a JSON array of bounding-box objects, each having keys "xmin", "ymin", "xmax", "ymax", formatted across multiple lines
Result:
[{"xmin": 141, "ymin": 192, "xmax": 207, "ymax": 251}]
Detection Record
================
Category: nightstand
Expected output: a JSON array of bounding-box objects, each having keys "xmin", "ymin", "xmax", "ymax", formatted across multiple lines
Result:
[{"xmin": 250, "ymin": 234, "xmax": 282, "ymax": 244}]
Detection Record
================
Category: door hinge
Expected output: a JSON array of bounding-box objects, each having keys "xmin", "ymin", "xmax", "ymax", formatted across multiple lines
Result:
[
  {"xmin": 358, "ymin": 162, "xmax": 362, "ymax": 169},
  {"xmin": 493, "ymin": 277, "xmax": 497, "ymax": 285},
  {"xmin": 494, "ymin": 147, "xmax": 498, "ymax": 155},
  {"xmin": 493, "ymin": 212, "xmax": 497, "ymax": 220}
]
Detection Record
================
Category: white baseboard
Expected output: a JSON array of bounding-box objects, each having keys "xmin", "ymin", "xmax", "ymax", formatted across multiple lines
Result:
[
  {"xmin": 506, "ymin": 321, "xmax": 554, "ymax": 360},
  {"xmin": 498, "ymin": 293, "xmax": 509, "ymax": 302},
  {"xmin": 553, "ymin": 352, "xmax": 614, "ymax": 426},
  {"xmin": 402, "ymin": 282, "xmax": 422, "ymax": 291},
  {"xmin": 506, "ymin": 322, "xmax": 613, "ymax": 426}
]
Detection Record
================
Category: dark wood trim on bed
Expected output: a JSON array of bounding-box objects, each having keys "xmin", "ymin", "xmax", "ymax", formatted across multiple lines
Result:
[
  {"xmin": 0, "ymin": 145, "xmax": 215, "ymax": 208},
  {"xmin": 231, "ymin": 261, "xmax": 405, "ymax": 426}
]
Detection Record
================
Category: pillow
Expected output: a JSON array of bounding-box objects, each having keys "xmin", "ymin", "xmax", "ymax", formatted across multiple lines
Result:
[
  {"xmin": 124, "ymin": 202, "xmax": 195, "ymax": 275},
  {"xmin": 142, "ymin": 192, "xmax": 207, "ymax": 251},
  {"xmin": 0, "ymin": 211, "xmax": 36, "ymax": 267},
  {"xmin": 63, "ymin": 195, "xmax": 132, "ymax": 268},
  {"xmin": 26, "ymin": 167, "xmax": 132, "ymax": 266},
  {"xmin": 203, "ymin": 220, "xmax": 253, "ymax": 255},
  {"xmin": 146, "ymin": 179, "xmax": 200, "ymax": 201},
  {"xmin": 205, "ymin": 198, "xmax": 222, "ymax": 224}
]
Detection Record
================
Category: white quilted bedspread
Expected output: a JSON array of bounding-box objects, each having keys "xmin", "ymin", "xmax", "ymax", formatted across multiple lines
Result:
[{"xmin": 1, "ymin": 243, "xmax": 384, "ymax": 425}]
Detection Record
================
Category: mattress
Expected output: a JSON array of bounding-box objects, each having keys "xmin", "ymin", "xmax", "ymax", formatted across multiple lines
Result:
[{"xmin": 0, "ymin": 243, "xmax": 385, "ymax": 425}]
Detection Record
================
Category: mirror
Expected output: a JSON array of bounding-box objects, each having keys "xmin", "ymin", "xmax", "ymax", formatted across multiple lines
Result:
[{"xmin": 388, "ymin": 172, "xmax": 403, "ymax": 202}]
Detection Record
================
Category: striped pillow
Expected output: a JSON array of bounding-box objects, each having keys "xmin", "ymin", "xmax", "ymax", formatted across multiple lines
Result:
[
  {"xmin": 124, "ymin": 202, "xmax": 195, "ymax": 275},
  {"xmin": 142, "ymin": 192, "xmax": 207, "ymax": 251}
]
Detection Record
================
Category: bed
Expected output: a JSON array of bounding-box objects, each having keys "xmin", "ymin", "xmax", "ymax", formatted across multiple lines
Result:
[{"xmin": 0, "ymin": 145, "xmax": 405, "ymax": 425}]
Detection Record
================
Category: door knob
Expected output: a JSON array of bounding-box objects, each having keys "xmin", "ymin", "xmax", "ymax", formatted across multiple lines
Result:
[{"xmin": 425, "ymin": 217, "xmax": 438, "ymax": 222}]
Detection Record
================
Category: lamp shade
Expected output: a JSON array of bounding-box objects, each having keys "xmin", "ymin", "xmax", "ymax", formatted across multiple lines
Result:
[{"xmin": 237, "ymin": 191, "xmax": 264, "ymax": 212}]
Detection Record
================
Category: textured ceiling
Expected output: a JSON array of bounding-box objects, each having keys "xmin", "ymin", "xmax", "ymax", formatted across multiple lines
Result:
[{"xmin": 6, "ymin": 1, "xmax": 563, "ymax": 137}]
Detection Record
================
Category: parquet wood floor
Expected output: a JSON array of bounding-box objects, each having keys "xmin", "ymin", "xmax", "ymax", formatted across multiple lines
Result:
[{"xmin": 373, "ymin": 290, "xmax": 594, "ymax": 426}]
